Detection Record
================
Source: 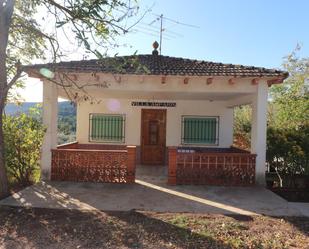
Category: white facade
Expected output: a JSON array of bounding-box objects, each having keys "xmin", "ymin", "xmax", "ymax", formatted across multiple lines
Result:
[{"xmin": 76, "ymin": 99, "xmax": 233, "ymax": 148}]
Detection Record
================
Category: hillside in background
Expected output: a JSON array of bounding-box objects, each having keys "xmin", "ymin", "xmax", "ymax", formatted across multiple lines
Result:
[
  {"xmin": 5, "ymin": 102, "xmax": 76, "ymax": 144},
  {"xmin": 5, "ymin": 101, "xmax": 76, "ymax": 116}
]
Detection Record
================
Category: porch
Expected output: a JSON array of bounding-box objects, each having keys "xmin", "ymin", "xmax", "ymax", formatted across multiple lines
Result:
[
  {"xmin": 38, "ymin": 75, "xmax": 271, "ymax": 186},
  {"xmin": 51, "ymin": 143, "xmax": 256, "ymax": 186}
]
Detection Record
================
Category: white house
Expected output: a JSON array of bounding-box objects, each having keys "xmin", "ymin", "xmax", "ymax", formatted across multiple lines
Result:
[{"xmin": 23, "ymin": 45, "xmax": 288, "ymax": 186}]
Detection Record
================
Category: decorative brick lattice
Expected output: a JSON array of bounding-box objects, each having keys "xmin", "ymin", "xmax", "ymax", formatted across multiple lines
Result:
[
  {"xmin": 51, "ymin": 145, "xmax": 136, "ymax": 183},
  {"xmin": 168, "ymin": 147, "xmax": 256, "ymax": 186}
]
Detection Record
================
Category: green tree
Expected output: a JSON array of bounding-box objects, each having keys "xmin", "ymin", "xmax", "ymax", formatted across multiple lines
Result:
[
  {"xmin": 234, "ymin": 48, "xmax": 309, "ymax": 140},
  {"xmin": 233, "ymin": 48, "xmax": 309, "ymax": 186},
  {"xmin": 269, "ymin": 47, "xmax": 309, "ymax": 129},
  {"xmin": 0, "ymin": 0, "xmax": 141, "ymax": 198},
  {"xmin": 3, "ymin": 107, "xmax": 45, "ymax": 185}
]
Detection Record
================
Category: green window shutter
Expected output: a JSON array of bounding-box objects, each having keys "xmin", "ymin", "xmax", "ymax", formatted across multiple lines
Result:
[
  {"xmin": 182, "ymin": 117, "xmax": 218, "ymax": 144},
  {"xmin": 90, "ymin": 114, "xmax": 125, "ymax": 142}
]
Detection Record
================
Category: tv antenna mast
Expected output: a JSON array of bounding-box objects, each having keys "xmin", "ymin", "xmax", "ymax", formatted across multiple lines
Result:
[
  {"xmin": 159, "ymin": 14, "xmax": 163, "ymax": 55},
  {"xmin": 140, "ymin": 13, "xmax": 199, "ymax": 54}
]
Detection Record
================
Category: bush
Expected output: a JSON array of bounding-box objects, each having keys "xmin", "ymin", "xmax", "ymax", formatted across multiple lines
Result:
[
  {"xmin": 3, "ymin": 108, "xmax": 45, "ymax": 186},
  {"xmin": 266, "ymin": 124, "xmax": 309, "ymax": 187}
]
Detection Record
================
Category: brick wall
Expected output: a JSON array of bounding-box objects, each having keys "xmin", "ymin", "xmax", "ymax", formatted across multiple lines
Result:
[
  {"xmin": 51, "ymin": 144, "xmax": 136, "ymax": 183},
  {"xmin": 168, "ymin": 147, "xmax": 256, "ymax": 186}
]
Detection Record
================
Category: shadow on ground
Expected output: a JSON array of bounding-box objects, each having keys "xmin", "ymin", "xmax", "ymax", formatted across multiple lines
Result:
[{"xmin": 0, "ymin": 206, "xmax": 233, "ymax": 249}]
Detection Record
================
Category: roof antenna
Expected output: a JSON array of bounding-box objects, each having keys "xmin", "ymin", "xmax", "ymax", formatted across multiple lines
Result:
[
  {"xmin": 148, "ymin": 13, "xmax": 199, "ymax": 55},
  {"xmin": 159, "ymin": 14, "xmax": 163, "ymax": 55}
]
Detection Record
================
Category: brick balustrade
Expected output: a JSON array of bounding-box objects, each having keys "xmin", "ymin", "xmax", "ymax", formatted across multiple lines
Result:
[
  {"xmin": 51, "ymin": 143, "xmax": 136, "ymax": 183},
  {"xmin": 168, "ymin": 147, "xmax": 256, "ymax": 186}
]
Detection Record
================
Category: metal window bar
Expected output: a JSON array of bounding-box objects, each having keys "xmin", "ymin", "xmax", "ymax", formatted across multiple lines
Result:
[
  {"xmin": 182, "ymin": 117, "xmax": 218, "ymax": 145},
  {"xmin": 89, "ymin": 114, "xmax": 125, "ymax": 142}
]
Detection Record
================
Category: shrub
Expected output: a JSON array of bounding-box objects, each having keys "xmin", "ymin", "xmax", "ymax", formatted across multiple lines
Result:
[
  {"xmin": 266, "ymin": 124, "xmax": 309, "ymax": 187},
  {"xmin": 3, "ymin": 108, "xmax": 45, "ymax": 186}
]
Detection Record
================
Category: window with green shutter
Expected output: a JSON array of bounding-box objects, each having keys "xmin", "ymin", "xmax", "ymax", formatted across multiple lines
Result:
[
  {"xmin": 182, "ymin": 116, "xmax": 219, "ymax": 145},
  {"xmin": 89, "ymin": 114, "xmax": 125, "ymax": 142}
]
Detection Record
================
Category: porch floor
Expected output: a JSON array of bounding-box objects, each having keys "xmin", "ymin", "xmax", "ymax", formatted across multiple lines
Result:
[
  {"xmin": 1, "ymin": 181, "xmax": 309, "ymax": 217},
  {"xmin": 136, "ymin": 165, "xmax": 168, "ymax": 184}
]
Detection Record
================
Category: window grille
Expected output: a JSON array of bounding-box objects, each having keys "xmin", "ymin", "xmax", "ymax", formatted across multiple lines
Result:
[
  {"xmin": 89, "ymin": 114, "xmax": 125, "ymax": 142},
  {"xmin": 182, "ymin": 116, "xmax": 219, "ymax": 145}
]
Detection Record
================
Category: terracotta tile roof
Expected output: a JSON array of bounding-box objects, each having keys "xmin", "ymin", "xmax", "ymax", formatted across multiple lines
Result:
[{"xmin": 23, "ymin": 54, "xmax": 288, "ymax": 79}]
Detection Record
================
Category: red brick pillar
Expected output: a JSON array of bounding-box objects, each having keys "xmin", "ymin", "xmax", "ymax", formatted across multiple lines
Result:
[
  {"xmin": 168, "ymin": 147, "xmax": 177, "ymax": 185},
  {"xmin": 126, "ymin": 146, "xmax": 136, "ymax": 183}
]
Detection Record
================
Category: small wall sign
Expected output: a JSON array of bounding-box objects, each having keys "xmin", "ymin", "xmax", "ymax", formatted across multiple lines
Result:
[{"xmin": 131, "ymin": 101, "xmax": 176, "ymax": 107}]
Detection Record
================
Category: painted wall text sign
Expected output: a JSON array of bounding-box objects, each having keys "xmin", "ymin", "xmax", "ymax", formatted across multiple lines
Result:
[{"xmin": 131, "ymin": 101, "xmax": 176, "ymax": 107}]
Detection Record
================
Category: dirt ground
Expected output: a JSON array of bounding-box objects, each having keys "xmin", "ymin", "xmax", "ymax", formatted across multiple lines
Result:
[{"xmin": 0, "ymin": 206, "xmax": 308, "ymax": 249}]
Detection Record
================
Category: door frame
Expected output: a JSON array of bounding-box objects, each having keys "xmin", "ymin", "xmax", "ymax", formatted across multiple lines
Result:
[{"xmin": 140, "ymin": 108, "xmax": 167, "ymax": 165}]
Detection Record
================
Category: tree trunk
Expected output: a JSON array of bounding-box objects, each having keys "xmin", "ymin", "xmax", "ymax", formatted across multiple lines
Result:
[
  {"xmin": 0, "ymin": 99, "xmax": 8, "ymax": 198},
  {"xmin": 0, "ymin": 0, "xmax": 16, "ymax": 198}
]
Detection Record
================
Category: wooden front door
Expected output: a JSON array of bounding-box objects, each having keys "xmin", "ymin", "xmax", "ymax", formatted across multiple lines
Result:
[{"xmin": 141, "ymin": 109, "xmax": 166, "ymax": 165}]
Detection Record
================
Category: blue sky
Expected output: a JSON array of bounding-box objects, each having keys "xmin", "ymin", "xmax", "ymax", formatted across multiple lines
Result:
[{"xmin": 20, "ymin": 0, "xmax": 309, "ymax": 101}]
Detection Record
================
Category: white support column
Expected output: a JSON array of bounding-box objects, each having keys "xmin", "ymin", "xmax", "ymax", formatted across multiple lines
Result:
[
  {"xmin": 251, "ymin": 81, "xmax": 268, "ymax": 185},
  {"xmin": 41, "ymin": 80, "xmax": 58, "ymax": 180}
]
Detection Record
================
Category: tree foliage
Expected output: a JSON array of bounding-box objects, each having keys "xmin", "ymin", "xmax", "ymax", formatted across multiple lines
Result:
[
  {"xmin": 269, "ymin": 47, "xmax": 309, "ymax": 129},
  {"xmin": 267, "ymin": 50, "xmax": 309, "ymax": 180},
  {"xmin": 3, "ymin": 107, "xmax": 45, "ymax": 186},
  {"xmin": 233, "ymin": 105, "xmax": 251, "ymax": 149},
  {"xmin": 267, "ymin": 125, "xmax": 309, "ymax": 175},
  {"xmin": 234, "ymin": 49, "xmax": 309, "ymax": 183},
  {"xmin": 6, "ymin": 0, "xmax": 140, "ymax": 74}
]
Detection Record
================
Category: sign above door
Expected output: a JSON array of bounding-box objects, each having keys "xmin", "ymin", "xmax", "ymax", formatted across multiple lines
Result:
[{"xmin": 131, "ymin": 101, "xmax": 176, "ymax": 107}]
